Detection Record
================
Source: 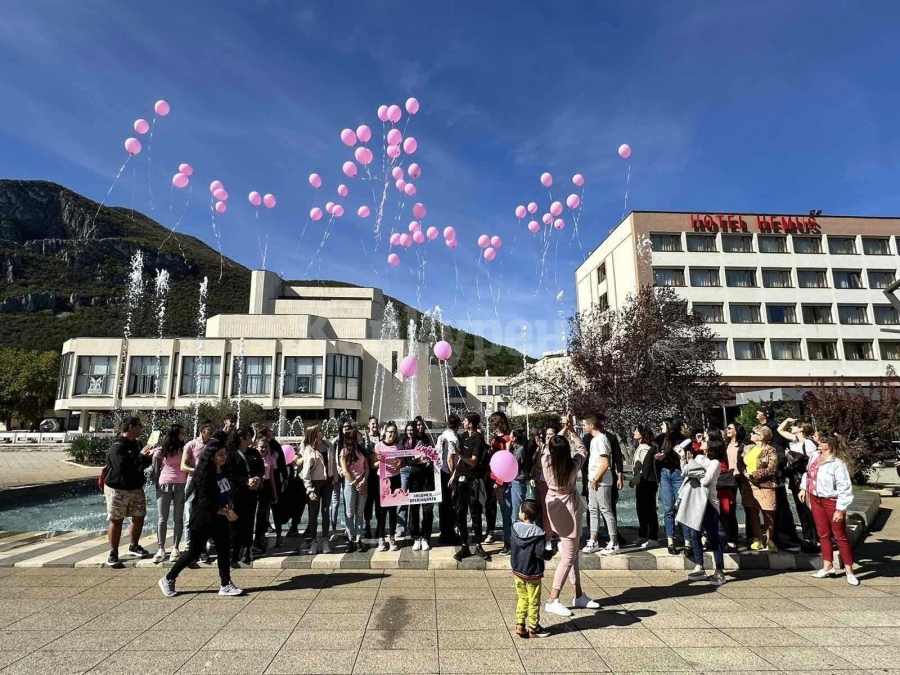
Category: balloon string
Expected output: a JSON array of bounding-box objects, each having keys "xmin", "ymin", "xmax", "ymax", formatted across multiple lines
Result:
[
  {"xmin": 622, "ymin": 163, "xmax": 631, "ymax": 221},
  {"xmin": 130, "ymin": 166, "xmax": 136, "ymax": 221},
  {"xmin": 306, "ymin": 215, "xmax": 336, "ymax": 276},
  {"xmin": 160, "ymin": 184, "xmax": 193, "ymax": 261},
  {"xmin": 147, "ymin": 116, "xmax": 157, "ymax": 211},
  {"xmin": 258, "ymin": 234, "xmax": 268, "ymax": 270},
  {"xmin": 87, "ymin": 154, "xmax": 132, "ymax": 239},
  {"xmin": 209, "ymin": 196, "xmax": 224, "ymax": 282},
  {"xmin": 570, "ymin": 187, "xmax": 585, "ymax": 251}
]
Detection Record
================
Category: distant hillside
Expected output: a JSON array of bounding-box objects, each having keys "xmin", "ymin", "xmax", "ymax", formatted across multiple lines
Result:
[{"xmin": 0, "ymin": 180, "xmax": 525, "ymax": 377}]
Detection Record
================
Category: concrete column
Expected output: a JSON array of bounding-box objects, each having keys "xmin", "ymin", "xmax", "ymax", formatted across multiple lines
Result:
[{"xmin": 78, "ymin": 410, "xmax": 89, "ymax": 433}]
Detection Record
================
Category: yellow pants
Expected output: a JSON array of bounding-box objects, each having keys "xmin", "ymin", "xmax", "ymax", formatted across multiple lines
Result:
[{"xmin": 514, "ymin": 577, "xmax": 542, "ymax": 628}]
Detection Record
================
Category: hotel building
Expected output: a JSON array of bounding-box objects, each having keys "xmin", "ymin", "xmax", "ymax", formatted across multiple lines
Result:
[{"xmin": 575, "ymin": 211, "xmax": 900, "ymax": 403}]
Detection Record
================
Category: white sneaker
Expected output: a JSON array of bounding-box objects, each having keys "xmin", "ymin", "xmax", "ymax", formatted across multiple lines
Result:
[
  {"xmin": 600, "ymin": 543, "xmax": 620, "ymax": 556},
  {"xmin": 420, "ymin": 539, "xmax": 431, "ymax": 551},
  {"xmin": 322, "ymin": 541, "xmax": 331, "ymax": 554},
  {"xmin": 544, "ymin": 542, "xmax": 553, "ymax": 552},
  {"xmin": 307, "ymin": 541, "xmax": 319, "ymax": 555},
  {"xmin": 582, "ymin": 540, "xmax": 599, "ymax": 553},
  {"xmin": 847, "ymin": 573, "xmax": 860, "ymax": 586},
  {"xmin": 218, "ymin": 582, "xmax": 244, "ymax": 596},
  {"xmin": 811, "ymin": 568, "xmax": 836, "ymax": 579},
  {"xmin": 157, "ymin": 577, "xmax": 176, "ymax": 598},
  {"xmin": 709, "ymin": 571, "xmax": 727, "ymax": 587},
  {"xmin": 377, "ymin": 538, "xmax": 388, "ymax": 552},
  {"xmin": 152, "ymin": 549, "xmax": 166, "ymax": 564},
  {"xmin": 169, "ymin": 547, "xmax": 180, "ymax": 560},
  {"xmin": 687, "ymin": 564, "xmax": 708, "ymax": 581},
  {"xmin": 572, "ymin": 594, "xmax": 600, "ymax": 609},
  {"xmin": 412, "ymin": 538, "xmax": 422, "ymax": 552},
  {"xmin": 640, "ymin": 539, "xmax": 653, "ymax": 550},
  {"xmin": 544, "ymin": 599, "xmax": 573, "ymax": 617},
  {"xmin": 389, "ymin": 539, "xmax": 399, "ymax": 552},
  {"xmin": 484, "ymin": 532, "xmax": 495, "ymax": 544}
]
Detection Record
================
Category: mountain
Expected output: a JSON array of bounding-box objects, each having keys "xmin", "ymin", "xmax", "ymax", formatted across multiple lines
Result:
[{"xmin": 0, "ymin": 180, "xmax": 526, "ymax": 377}]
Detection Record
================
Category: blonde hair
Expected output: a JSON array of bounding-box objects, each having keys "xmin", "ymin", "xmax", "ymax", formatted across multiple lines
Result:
[
  {"xmin": 753, "ymin": 425, "xmax": 773, "ymax": 443},
  {"xmin": 821, "ymin": 434, "xmax": 856, "ymax": 474},
  {"xmin": 304, "ymin": 424, "xmax": 320, "ymax": 449}
]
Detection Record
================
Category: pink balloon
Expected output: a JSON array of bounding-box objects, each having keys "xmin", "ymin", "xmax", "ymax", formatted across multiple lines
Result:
[
  {"xmin": 553, "ymin": 218, "xmax": 565, "ymax": 230},
  {"xmin": 443, "ymin": 227, "xmax": 456, "ymax": 240},
  {"xmin": 310, "ymin": 207, "xmax": 323, "ymax": 221},
  {"xmin": 477, "ymin": 234, "xmax": 490, "ymax": 248},
  {"xmin": 248, "ymin": 191, "xmax": 262, "ymax": 207},
  {"xmin": 398, "ymin": 355, "xmax": 418, "ymax": 378},
  {"xmin": 133, "ymin": 119, "xmax": 149, "ymax": 134},
  {"xmin": 154, "ymin": 100, "xmax": 170, "ymax": 116},
  {"xmin": 426, "ymin": 226, "xmax": 438, "ymax": 240},
  {"xmin": 282, "ymin": 445, "xmax": 296, "ymax": 465},
  {"xmin": 618, "ymin": 144, "xmax": 632, "ymax": 159},
  {"xmin": 308, "ymin": 173, "xmax": 322, "ymax": 188},
  {"xmin": 483, "ymin": 247, "xmax": 496, "ymax": 261},
  {"xmin": 527, "ymin": 202, "xmax": 538, "ymax": 214},
  {"xmin": 542, "ymin": 213, "xmax": 552, "ymax": 225},
  {"xmin": 550, "ymin": 201, "xmax": 563, "ymax": 217},
  {"xmin": 332, "ymin": 204, "xmax": 344, "ymax": 217},
  {"xmin": 540, "ymin": 172, "xmax": 553, "ymax": 187},
  {"xmin": 391, "ymin": 167, "xmax": 404, "ymax": 180},
  {"xmin": 386, "ymin": 128, "xmax": 402, "ymax": 146},
  {"xmin": 213, "ymin": 188, "xmax": 228, "ymax": 201},
  {"xmin": 408, "ymin": 163, "xmax": 421, "ymax": 179},
  {"xmin": 399, "ymin": 233, "xmax": 412, "ymax": 248},
  {"xmin": 209, "ymin": 180, "xmax": 223, "ymax": 193},
  {"xmin": 342, "ymin": 161, "xmax": 358, "ymax": 177},
  {"xmin": 389, "ymin": 233, "xmax": 401, "ymax": 246},
  {"xmin": 124, "ymin": 137, "xmax": 142, "ymax": 155},
  {"xmin": 528, "ymin": 221, "xmax": 540, "ymax": 233},
  {"xmin": 572, "ymin": 173, "xmax": 585, "ymax": 187},
  {"xmin": 446, "ymin": 238, "xmax": 457, "ymax": 249},
  {"xmin": 358, "ymin": 205, "xmax": 371, "ymax": 218},
  {"xmin": 337, "ymin": 184, "xmax": 349, "ymax": 197},
  {"xmin": 515, "ymin": 205, "xmax": 526, "ymax": 219},
  {"xmin": 386, "ymin": 144, "xmax": 401, "ymax": 159},
  {"xmin": 402, "ymin": 137, "xmax": 418, "ymax": 154},
  {"xmin": 172, "ymin": 173, "xmax": 189, "ymax": 188},
  {"xmin": 355, "ymin": 146, "xmax": 374, "ymax": 165},
  {"xmin": 388, "ymin": 253, "xmax": 400, "ymax": 267},
  {"xmin": 412, "ymin": 203, "xmax": 426, "ymax": 219},
  {"xmin": 263, "ymin": 193, "xmax": 276, "ymax": 209},
  {"xmin": 404, "ymin": 183, "xmax": 416, "ymax": 196},
  {"xmin": 489, "ymin": 450, "xmax": 518, "ymax": 483},
  {"xmin": 491, "ymin": 236, "xmax": 502, "ymax": 249},
  {"xmin": 341, "ymin": 128, "xmax": 357, "ymax": 146},
  {"xmin": 405, "ymin": 97, "xmax": 420, "ymax": 115},
  {"xmin": 395, "ymin": 178, "xmax": 407, "ymax": 192},
  {"xmin": 377, "ymin": 105, "xmax": 389, "ymax": 122},
  {"xmin": 566, "ymin": 194, "xmax": 581, "ymax": 210},
  {"xmin": 356, "ymin": 125, "xmax": 372, "ymax": 143},
  {"xmin": 326, "ymin": 201, "xmax": 335, "ymax": 214},
  {"xmin": 433, "ymin": 340, "xmax": 452, "ymax": 361},
  {"xmin": 413, "ymin": 231, "xmax": 425, "ymax": 244},
  {"xmin": 215, "ymin": 201, "xmax": 227, "ymax": 214},
  {"xmin": 178, "ymin": 163, "xmax": 193, "ymax": 176},
  {"xmin": 387, "ymin": 104, "xmax": 402, "ymax": 123},
  {"xmin": 408, "ymin": 221, "xmax": 421, "ymax": 233}
]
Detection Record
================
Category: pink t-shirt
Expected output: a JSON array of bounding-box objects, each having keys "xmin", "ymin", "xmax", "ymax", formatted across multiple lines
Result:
[
  {"xmin": 261, "ymin": 452, "xmax": 277, "ymax": 480},
  {"xmin": 342, "ymin": 447, "xmax": 368, "ymax": 481},
  {"xmin": 153, "ymin": 448, "xmax": 188, "ymax": 485},
  {"xmin": 183, "ymin": 438, "xmax": 207, "ymax": 467},
  {"xmin": 373, "ymin": 441, "xmax": 401, "ymax": 478}
]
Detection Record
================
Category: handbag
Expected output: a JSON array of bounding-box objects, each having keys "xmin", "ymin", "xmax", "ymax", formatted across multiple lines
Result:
[{"xmin": 716, "ymin": 469, "xmax": 738, "ymax": 490}]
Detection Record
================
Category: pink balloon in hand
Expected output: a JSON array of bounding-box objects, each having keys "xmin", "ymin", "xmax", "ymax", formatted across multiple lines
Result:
[
  {"xmin": 402, "ymin": 137, "xmax": 417, "ymax": 154},
  {"xmin": 356, "ymin": 125, "xmax": 372, "ymax": 143},
  {"xmin": 154, "ymin": 100, "xmax": 170, "ymax": 116},
  {"xmin": 391, "ymin": 167, "xmax": 404, "ymax": 180},
  {"xmin": 412, "ymin": 203, "xmax": 426, "ymax": 219},
  {"xmin": 443, "ymin": 226, "xmax": 456, "ymax": 240},
  {"xmin": 540, "ymin": 172, "xmax": 553, "ymax": 187},
  {"xmin": 408, "ymin": 163, "xmax": 421, "ymax": 179},
  {"xmin": 358, "ymin": 205, "xmax": 371, "ymax": 218},
  {"xmin": 263, "ymin": 194, "xmax": 276, "ymax": 209},
  {"xmin": 124, "ymin": 138, "xmax": 142, "ymax": 155},
  {"xmin": 528, "ymin": 220, "xmax": 540, "ymax": 233},
  {"xmin": 477, "ymin": 234, "xmax": 490, "ymax": 248},
  {"xmin": 388, "ymin": 253, "xmax": 400, "ymax": 267},
  {"xmin": 386, "ymin": 128, "xmax": 402, "ymax": 146},
  {"xmin": 426, "ymin": 226, "xmax": 438, "ymax": 240},
  {"xmin": 248, "ymin": 191, "xmax": 262, "ymax": 207},
  {"xmin": 341, "ymin": 128, "xmax": 357, "ymax": 146},
  {"xmin": 413, "ymin": 231, "xmax": 425, "ymax": 244},
  {"xmin": 210, "ymin": 180, "xmax": 223, "ymax": 193},
  {"xmin": 215, "ymin": 201, "xmax": 227, "ymax": 213},
  {"xmin": 337, "ymin": 184, "xmax": 349, "ymax": 197},
  {"xmin": 389, "ymin": 233, "xmax": 401, "ymax": 246},
  {"xmin": 515, "ymin": 205, "xmax": 526, "ymax": 219},
  {"xmin": 178, "ymin": 163, "xmax": 193, "ymax": 176},
  {"xmin": 172, "ymin": 173, "xmax": 189, "ymax": 188},
  {"xmin": 308, "ymin": 173, "xmax": 322, "ymax": 188},
  {"xmin": 566, "ymin": 194, "xmax": 581, "ymax": 209},
  {"xmin": 491, "ymin": 236, "xmax": 502, "ymax": 249},
  {"xmin": 618, "ymin": 144, "xmax": 632, "ymax": 159},
  {"xmin": 483, "ymin": 247, "xmax": 496, "ymax": 261},
  {"xmin": 213, "ymin": 188, "xmax": 228, "ymax": 201},
  {"xmin": 342, "ymin": 161, "xmax": 358, "ymax": 177},
  {"xmin": 572, "ymin": 173, "xmax": 585, "ymax": 187},
  {"xmin": 527, "ymin": 202, "xmax": 538, "ymax": 214},
  {"xmin": 134, "ymin": 119, "xmax": 149, "ymax": 134},
  {"xmin": 405, "ymin": 97, "xmax": 420, "ymax": 115},
  {"xmin": 310, "ymin": 207, "xmax": 323, "ymax": 221}
]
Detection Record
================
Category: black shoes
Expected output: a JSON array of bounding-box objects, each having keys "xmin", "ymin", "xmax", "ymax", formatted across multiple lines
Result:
[
  {"xmin": 346, "ymin": 541, "xmax": 357, "ymax": 554},
  {"xmin": 474, "ymin": 544, "xmax": 492, "ymax": 561},
  {"xmin": 274, "ymin": 535, "xmax": 284, "ymax": 548},
  {"xmin": 667, "ymin": 544, "xmax": 678, "ymax": 556},
  {"xmin": 128, "ymin": 544, "xmax": 151, "ymax": 558},
  {"xmin": 498, "ymin": 547, "xmax": 511, "ymax": 556},
  {"xmin": 107, "ymin": 550, "xmax": 123, "ymax": 568},
  {"xmin": 453, "ymin": 546, "xmax": 472, "ymax": 562}
]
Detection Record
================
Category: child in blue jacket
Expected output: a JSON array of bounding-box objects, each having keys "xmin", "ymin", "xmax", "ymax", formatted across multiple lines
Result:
[{"xmin": 510, "ymin": 499, "xmax": 551, "ymax": 638}]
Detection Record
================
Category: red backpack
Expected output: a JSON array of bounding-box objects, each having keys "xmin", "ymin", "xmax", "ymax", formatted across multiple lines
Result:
[{"xmin": 97, "ymin": 464, "xmax": 109, "ymax": 491}]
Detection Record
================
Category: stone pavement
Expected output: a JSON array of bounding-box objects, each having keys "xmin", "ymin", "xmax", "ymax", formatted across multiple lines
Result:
[{"xmin": 0, "ymin": 451, "xmax": 99, "ymax": 491}]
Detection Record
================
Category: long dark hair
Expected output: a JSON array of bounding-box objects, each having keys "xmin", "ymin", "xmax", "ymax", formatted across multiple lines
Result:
[
  {"xmin": 534, "ymin": 425, "xmax": 558, "ymax": 468},
  {"xmin": 342, "ymin": 430, "xmax": 359, "ymax": 461},
  {"xmin": 414, "ymin": 415, "xmax": 433, "ymax": 446},
  {"xmin": 225, "ymin": 429, "xmax": 250, "ymax": 453},
  {"xmin": 546, "ymin": 435, "xmax": 577, "ymax": 490},
  {"xmin": 511, "ymin": 429, "xmax": 526, "ymax": 447},
  {"xmin": 729, "ymin": 422, "xmax": 747, "ymax": 446},
  {"xmin": 489, "ymin": 411, "xmax": 510, "ymax": 436},
  {"xmin": 634, "ymin": 424, "xmax": 654, "ymax": 445},
  {"xmin": 706, "ymin": 436, "xmax": 726, "ymax": 461},
  {"xmin": 193, "ymin": 443, "xmax": 224, "ymax": 497},
  {"xmin": 161, "ymin": 424, "xmax": 184, "ymax": 459}
]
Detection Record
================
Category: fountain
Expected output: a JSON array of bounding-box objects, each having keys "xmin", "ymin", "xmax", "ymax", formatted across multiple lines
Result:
[
  {"xmin": 192, "ymin": 277, "xmax": 208, "ymax": 436},
  {"xmin": 114, "ymin": 251, "xmax": 144, "ymax": 413},
  {"xmin": 405, "ymin": 318, "xmax": 418, "ymax": 421},
  {"xmin": 235, "ymin": 336, "xmax": 245, "ymax": 428},
  {"xmin": 150, "ymin": 269, "xmax": 170, "ymax": 431},
  {"xmin": 373, "ymin": 301, "xmax": 400, "ymax": 421},
  {"xmin": 276, "ymin": 365, "xmax": 286, "ymax": 437}
]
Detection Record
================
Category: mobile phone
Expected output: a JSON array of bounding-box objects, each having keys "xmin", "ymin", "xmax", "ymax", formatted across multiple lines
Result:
[{"xmin": 148, "ymin": 430, "xmax": 160, "ymax": 446}]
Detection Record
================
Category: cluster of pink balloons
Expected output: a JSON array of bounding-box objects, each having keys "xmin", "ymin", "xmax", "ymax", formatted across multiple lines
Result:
[
  {"xmin": 248, "ymin": 191, "xmax": 276, "ymax": 209},
  {"xmin": 478, "ymin": 233, "xmax": 503, "ymax": 261},
  {"xmin": 515, "ymin": 172, "xmax": 586, "ymax": 233},
  {"xmin": 210, "ymin": 180, "xmax": 228, "ymax": 213},
  {"xmin": 125, "ymin": 100, "xmax": 170, "ymax": 156},
  {"xmin": 172, "ymin": 163, "xmax": 193, "ymax": 188}
]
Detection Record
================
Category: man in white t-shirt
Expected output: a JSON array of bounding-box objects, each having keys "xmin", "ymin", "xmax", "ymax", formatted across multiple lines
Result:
[
  {"xmin": 582, "ymin": 414, "xmax": 619, "ymax": 555},
  {"xmin": 437, "ymin": 414, "xmax": 461, "ymax": 545}
]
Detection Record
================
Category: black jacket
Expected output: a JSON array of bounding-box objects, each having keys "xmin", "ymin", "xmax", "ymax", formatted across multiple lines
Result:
[
  {"xmin": 511, "ymin": 521, "xmax": 546, "ymax": 580},
  {"xmin": 225, "ymin": 447, "xmax": 253, "ymax": 499},
  {"xmin": 105, "ymin": 436, "xmax": 150, "ymax": 490}
]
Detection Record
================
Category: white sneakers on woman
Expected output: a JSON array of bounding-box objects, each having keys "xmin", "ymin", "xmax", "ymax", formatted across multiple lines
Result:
[
  {"xmin": 573, "ymin": 594, "xmax": 600, "ymax": 609},
  {"xmin": 544, "ymin": 599, "xmax": 573, "ymax": 617},
  {"xmin": 847, "ymin": 573, "xmax": 860, "ymax": 586},
  {"xmin": 812, "ymin": 568, "xmax": 860, "ymax": 585}
]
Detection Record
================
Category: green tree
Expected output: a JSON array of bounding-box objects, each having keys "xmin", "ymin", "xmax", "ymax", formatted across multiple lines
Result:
[
  {"xmin": 0, "ymin": 348, "xmax": 60, "ymax": 429},
  {"xmin": 735, "ymin": 398, "xmax": 796, "ymax": 435}
]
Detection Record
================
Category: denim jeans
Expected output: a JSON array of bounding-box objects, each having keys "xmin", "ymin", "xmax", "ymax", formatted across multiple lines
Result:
[
  {"xmin": 684, "ymin": 504, "xmax": 725, "ymax": 571},
  {"xmin": 498, "ymin": 482, "xmax": 513, "ymax": 545},
  {"xmin": 329, "ymin": 477, "xmax": 344, "ymax": 534},
  {"xmin": 342, "ymin": 481, "xmax": 366, "ymax": 539},
  {"xmin": 510, "ymin": 480, "xmax": 528, "ymax": 532},
  {"xmin": 659, "ymin": 468, "xmax": 683, "ymax": 539}
]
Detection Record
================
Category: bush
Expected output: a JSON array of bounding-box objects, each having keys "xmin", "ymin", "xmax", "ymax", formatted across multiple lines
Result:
[{"xmin": 68, "ymin": 435, "xmax": 111, "ymax": 466}]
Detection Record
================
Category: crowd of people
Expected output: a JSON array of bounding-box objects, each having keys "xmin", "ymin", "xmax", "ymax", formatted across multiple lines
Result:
[{"xmin": 98, "ymin": 406, "xmax": 859, "ymax": 614}]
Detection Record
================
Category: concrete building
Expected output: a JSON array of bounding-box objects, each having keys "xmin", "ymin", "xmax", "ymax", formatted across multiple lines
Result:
[
  {"xmin": 448, "ymin": 375, "xmax": 512, "ymax": 417},
  {"xmin": 54, "ymin": 272, "xmax": 444, "ymax": 432},
  {"xmin": 575, "ymin": 211, "xmax": 900, "ymax": 402}
]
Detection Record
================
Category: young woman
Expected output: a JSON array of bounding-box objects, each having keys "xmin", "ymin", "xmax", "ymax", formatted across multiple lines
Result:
[
  {"xmin": 715, "ymin": 426, "xmax": 740, "ymax": 553},
  {"xmin": 372, "ymin": 422, "xmax": 403, "ymax": 551},
  {"xmin": 629, "ymin": 425, "xmax": 659, "ymax": 547},
  {"xmin": 330, "ymin": 419, "xmax": 354, "ymax": 544},
  {"xmin": 414, "ymin": 416, "xmax": 434, "ymax": 447},
  {"xmin": 253, "ymin": 435, "xmax": 279, "ymax": 553},
  {"xmin": 778, "ymin": 418, "xmax": 820, "ymax": 550},
  {"xmin": 800, "ymin": 435, "xmax": 858, "ymax": 585},
  {"xmin": 529, "ymin": 427, "xmax": 555, "ymax": 552},
  {"xmin": 680, "ymin": 436, "xmax": 727, "ymax": 586},
  {"xmin": 488, "ymin": 411, "xmax": 513, "ymax": 554},
  {"xmin": 340, "ymin": 429, "xmax": 368, "ymax": 553},
  {"xmin": 153, "ymin": 424, "xmax": 188, "ymax": 563},
  {"xmin": 726, "ymin": 422, "xmax": 756, "ymax": 549},
  {"xmin": 541, "ymin": 414, "xmax": 600, "ymax": 617},
  {"xmin": 159, "ymin": 444, "xmax": 243, "ymax": 597},
  {"xmin": 181, "ymin": 420, "xmax": 214, "ymax": 561},
  {"xmin": 656, "ymin": 419, "xmax": 690, "ymax": 555},
  {"xmin": 405, "ymin": 420, "xmax": 435, "ymax": 551},
  {"xmin": 742, "ymin": 426, "xmax": 779, "ymax": 552},
  {"xmin": 508, "ymin": 429, "xmax": 530, "ymax": 547},
  {"xmin": 298, "ymin": 425, "xmax": 338, "ymax": 554}
]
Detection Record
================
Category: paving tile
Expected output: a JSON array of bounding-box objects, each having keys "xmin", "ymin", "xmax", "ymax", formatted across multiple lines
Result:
[
  {"xmin": 629, "ymin": 610, "xmax": 713, "ymax": 629},
  {"xmin": 653, "ymin": 628, "xmax": 741, "ymax": 649},
  {"xmin": 202, "ymin": 630, "xmax": 290, "ymax": 651},
  {"xmin": 375, "ymin": 586, "xmax": 436, "ymax": 600},
  {"xmin": 351, "ymin": 648, "xmax": 438, "ymax": 674},
  {"xmin": 85, "ymin": 650, "xmax": 195, "ymax": 675},
  {"xmin": 0, "ymin": 652, "xmax": 28, "ymax": 669},
  {"xmin": 593, "ymin": 646, "xmax": 694, "ymax": 671},
  {"xmin": 719, "ymin": 627, "xmax": 812, "ymax": 646},
  {"xmin": 519, "ymin": 647, "xmax": 608, "ymax": 672},
  {"xmin": 827, "ymin": 646, "xmax": 897, "ymax": 669},
  {"xmin": 282, "ymin": 629, "xmax": 364, "ymax": 650},
  {"xmin": 749, "ymin": 646, "xmax": 858, "ymax": 670},
  {"xmin": 826, "ymin": 611, "xmax": 900, "ymax": 627},
  {"xmin": 759, "ymin": 611, "xmax": 846, "ymax": 627},
  {"xmin": 510, "ymin": 626, "xmax": 591, "ymax": 649},
  {"xmin": 361, "ymin": 630, "xmax": 437, "ymax": 650},
  {"xmin": 0, "ymin": 630, "xmax": 64, "ymax": 652},
  {"xmin": 0, "ymin": 649, "xmax": 111, "ymax": 675},
  {"xmin": 789, "ymin": 626, "xmax": 885, "ymax": 646},
  {"xmin": 177, "ymin": 650, "xmax": 277, "ymax": 674},
  {"xmin": 296, "ymin": 612, "xmax": 371, "ymax": 630},
  {"xmin": 224, "ymin": 611, "xmax": 303, "ymax": 631},
  {"xmin": 307, "ymin": 594, "xmax": 376, "ymax": 614},
  {"xmin": 438, "ymin": 628, "xmax": 515, "ymax": 650},
  {"xmin": 264, "ymin": 650, "xmax": 356, "ymax": 674},
  {"xmin": 45, "ymin": 629, "xmax": 143, "ymax": 651},
  {"xmin": 438, "ymin": 648, "xmax": 524, "ymax": 673},
  {"xmin": 120, "ymin": 628, "xmax": 218, "ymax": 650},
  {"xmin": 580, "ymin": 626, "xmax": 667, "ymax": 649},
  {"xmin": 675, "ymin": 647, "xmax": 777, "ymax": 671},
  {"xmin": 7, "ymin": 610, "xmax": 96, "ymax": 632}
]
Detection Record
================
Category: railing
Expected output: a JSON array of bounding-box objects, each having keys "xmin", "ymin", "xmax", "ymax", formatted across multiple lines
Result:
[{"xmin": 0, "ymin": 431, "xmax": 115, "ymax": 444}]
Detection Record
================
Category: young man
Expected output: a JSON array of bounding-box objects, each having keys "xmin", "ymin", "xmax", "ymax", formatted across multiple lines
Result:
[
  {"xmin": 582, "ymin": 414, "xmax": 619, "ymax": 555},
  {"xmin": 453, "ymin": 413, "xmax": 491, "ymax": 562},
  {"xmin": 105, "ymin": 416, "xmax": 153, "ymax": 567},
  {"xmin": 437, "ymin": 414, "xmax": 461, "ymax": 545},
  {"xmin": 181, "ymin": 419, "xmax": 215, "ymax": 559},
  {"xmin": 213, "ymin": 413, "xmax": 237, "ymax": 445},
  {"xmin": 362, "ymin": 415, "xmax": 381, "ymax": 539}
]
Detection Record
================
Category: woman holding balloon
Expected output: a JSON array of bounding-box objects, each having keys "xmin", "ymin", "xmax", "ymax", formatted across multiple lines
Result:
[{"xmin": 487, "ymin": 412, "xmax": 513, "ymax": 555}]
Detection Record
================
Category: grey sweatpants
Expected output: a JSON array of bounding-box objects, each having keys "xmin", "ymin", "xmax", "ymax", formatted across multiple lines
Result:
[
  {"xmin": 157, "ymin": 483, "xmax": 186, "ymax": 550},
  {"xmin": 588, "ymin": 483, "xmax": 617, "ymax": 539}
]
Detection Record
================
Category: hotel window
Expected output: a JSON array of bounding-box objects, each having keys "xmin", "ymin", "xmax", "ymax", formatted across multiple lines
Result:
[
  {"xmin": 57, "ymin": 353, "xmax": 73, "ymax": 399},
  {"xmin": 725, "ymin": 268, "xmax": 757, "ymax": 288},
  {"xmin": 798, "ymin": 269, "xmax": 828, "ymax": 289},
  {"xmin": 231, "ymin": 356, "xmax": 272, "ymax": 396},
  {"xmin": 793, "ymin": 236, "xmax": 823, "ymax": 254},
  {"xmin": 693, "ymin": 304, "xmax": 725, "ymax": 323},
  {"xmin": 762, "ymin": 269, "xmax": 793, "ymax": 288},
  {"xmin": 283, "ymin": 357, "xmax": 323, "ymax": 395},
  {"xmin": 828, "ymin": 237, "xmax": 857, "ymax": 255},
  {"xmin": 326, "ymin": 354, "xmax": 362, "ymax": 400},
  {"xmin": 807, "ymin": 341, "xmax": 839, "ymax": 360},
  {"xmin": 650, "ymin": 233, "xmax": 682, "ymax": 252},
  {"xmin": 758, "ymin": 236, "xmax": 788, "ymax": 254},
  {"xmin": 689, "ymin": 268, "xmax": 720, "ymax": 287},
  {"xmin": 767, "ymin": 304, "xmax": 797, "ymax": 324},
  {"xmin": 74, "ymin": 356, "xmax": 116, "ymax": 396},
  {"xmin": 734, "ymin": 340, "xmax": 766, "ymax": 360},
  {"xmin": 597, "ymin": 262, "xmax": 607, "ymax": 283},
  {"xmin": 844, "ymin": 341, "xmax": 875, "ymax": 361},
  {"xmin": 880, "ymin": 341, "xmax": 900, "ymax": 360},
  {"xmin": 598, "ymin": 293, "xmax": 609, "ymax": 312},
  {"xmin": 712, "ymin": 341, "xmax": 728, "ymax": 360},
  {"xmin": 128, "ymin": 356, "xmax": 169, "ymax": 396},
  {"xmin": 833, "ymin": 270, "xmax": 864, "ymax": 289},
  {"xmin": 838, "ymin": 305, "xmax": 869, "ymax": 325},
  {"xmin": 771, "ymin": 341, "xmax": 803, "ymax": 360},
  {"xmin": 686, "ymin": 234, "xmax": 717, "ymax": 252},
  {"xmin": 868, "ymin": 270, "xmax": 897, "ymax": 289},
  {"xmin": 722, "ymin": 235, "xmax": 754, "ymax": 253},
  {"xmin": 729, "ymin": 304, "xmax": 762, "ymax": 324},
  {"xmin": 652, "ymin": 268, "xmax": 685, "ymax": 287},
  {"xmin": 862, "ymin": 238, "xmax": 891, "ymax": 255},
  {"xmin": 181, "ymin": 356, "xmax": 221, "ymax": 396},
  {"xmin": 802, "ymin": 304, "xmax": 833, "ymax": 324},
  {"xmin": 874, "ymin": 305, "xmax": 900, "ymax": 325}
]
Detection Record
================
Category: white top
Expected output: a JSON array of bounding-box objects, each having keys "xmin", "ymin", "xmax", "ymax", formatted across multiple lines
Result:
[
  {"xmin": 588, "ymin": 433, "xmax": 613, "ymax": 486},
  {"xmin": 437, "ymin": 429, "xmax": 459, "ymax": 474},
  {"xmin": 800, "ymin": 451, "xmax": 854, "ymax": 512},
  {"xmin": 790, "ymin": 437, "xmax": 817, "ymax": 457},
  {"xmin": 694, "ymin": 454, "xmax": 721, "ymax": 512}
]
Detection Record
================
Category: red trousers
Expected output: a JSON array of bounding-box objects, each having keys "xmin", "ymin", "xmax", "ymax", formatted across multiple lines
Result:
[{"xmin": 810, "ymin": 494, "xmax": 853, "ymax": 567}]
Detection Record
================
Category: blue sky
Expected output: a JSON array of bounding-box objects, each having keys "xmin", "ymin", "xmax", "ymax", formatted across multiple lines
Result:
[{"xmin": 2, "ymin": 1, "xmax": 899, "ymax": 356}]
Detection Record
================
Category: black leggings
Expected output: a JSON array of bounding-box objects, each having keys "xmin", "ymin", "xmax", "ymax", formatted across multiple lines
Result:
[
  {"xmin": 168, "ymin": 516, "xmax": 231, "ymax": 586},
  {"xmin": 635, "ymin": 481, "xmax": 659, "ymax": 540},
  {"xmin": 231, "ymin": 494, "xmax": 258, "ymax": 560},
  {"xmin": 375, "ymin": 474, "xmax": 400, "ymax": 539}
]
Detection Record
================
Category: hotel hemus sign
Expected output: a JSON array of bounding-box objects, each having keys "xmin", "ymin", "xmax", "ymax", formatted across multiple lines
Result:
[{"xmin": 689, "ymin": 214, "xmax": 821, "ymax": 234}]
